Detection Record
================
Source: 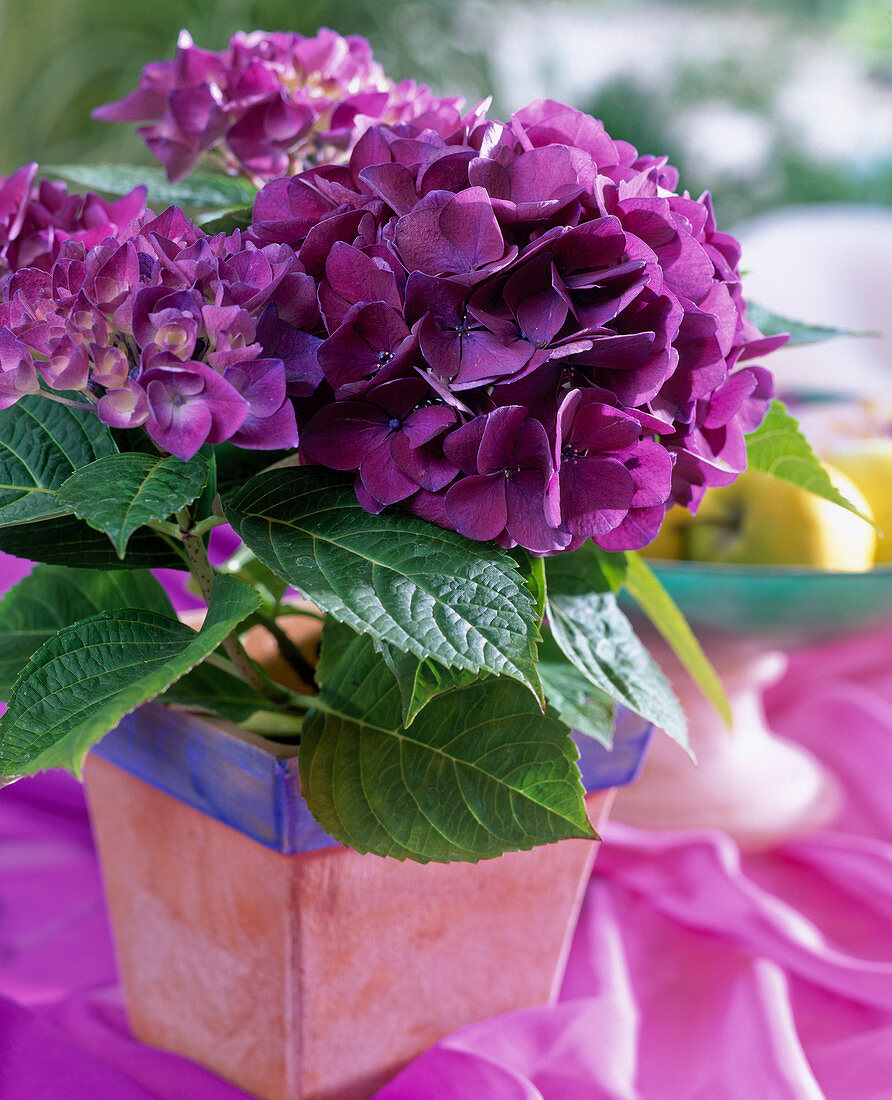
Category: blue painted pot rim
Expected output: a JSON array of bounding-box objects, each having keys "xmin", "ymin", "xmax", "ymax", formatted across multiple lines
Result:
[{"xmin": 92, "ymin": 702, "xmax": 653, "ymax": 856}]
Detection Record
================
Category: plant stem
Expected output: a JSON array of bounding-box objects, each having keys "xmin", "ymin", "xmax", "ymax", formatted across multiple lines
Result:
[
  {"xmin": 148, "ymin": 519, "xmax": 181, "ymax": 539},
  {"xmin": 39, "ymin": 391, "xmax": 95, "ymax": 411},
  {"xmin": 257, "ymin": 616, "xmax": 318, "ymax": 689},
  {"xmin": 277, "ymin": 606, "xmax": 326, "ymax": 622},
  {"xmin": 176, "ymin": 507, "xmax": 288, "ymax": 706},
  {"xmin": 190, "ymin": 514, "xmax": 227, "ymax": 538}
]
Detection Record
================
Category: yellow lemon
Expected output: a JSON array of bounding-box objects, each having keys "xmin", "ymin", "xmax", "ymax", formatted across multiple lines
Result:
[{"xmin": 830, "ymin": 440, "xmax": 892, "ymax": 565}]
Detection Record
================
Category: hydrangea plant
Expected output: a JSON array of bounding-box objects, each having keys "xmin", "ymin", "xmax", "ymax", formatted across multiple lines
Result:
[{"xmin": 0, "ymin": 29, "xmax": 855, "ymax": 863}]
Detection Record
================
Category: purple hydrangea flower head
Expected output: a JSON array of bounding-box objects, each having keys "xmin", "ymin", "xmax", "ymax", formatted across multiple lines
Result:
[
  {"xmin": 246, "ymin": 97, "xmax": 785, "ymax": 554},
  {"xmin": 0, "ymin": 205, "xmax": 304, "ymax": 459},
  {"xmin": 94, "ymin": 28, "xmax": 464, "ymax": 182},
  {"xmin": 0, "ymin": 327, "xmax": 39, "ymax": 408},
  {"xmin": 0, "ymin": 164, "xmax": 147, "ymax": 277}
]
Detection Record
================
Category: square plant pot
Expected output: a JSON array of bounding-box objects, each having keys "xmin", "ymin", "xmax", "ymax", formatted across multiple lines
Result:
[{"xmin": 84, "ymin": 703, "xmax": 651, "ymax": 1100}]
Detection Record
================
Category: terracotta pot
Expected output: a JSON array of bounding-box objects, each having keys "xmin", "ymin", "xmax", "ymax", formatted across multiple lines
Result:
[{"xmin": 84, "ymin": 702, "xmax": 651, "ymax": 1100}]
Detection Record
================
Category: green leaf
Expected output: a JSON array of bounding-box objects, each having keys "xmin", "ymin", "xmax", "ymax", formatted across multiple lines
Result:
[
  {"xmin": 0, "ymin": 574, "xmax": 261, "ymax": 778},
  {"xmin": 509, "ymin": 548, "xmax": 548, "ymax": 623},
  {"xmin": 191, "ymin": 446, "xmax": 218, "ymax": 524},
  {"xmin": 0, "ymin": 566, "xmax": 173, "ymax": 698},
  {"xmin": 746, "ymin": 399, "xmax": 877, "ymax": 526},
  {"xmin": 623, "ymin": 552, "xmax": 731, "ymax": 727},
  {"xmin": 213, "ymin": 443, "xmax": 291, "ymax": 498},
  {"xmin": 545, "ymin": 542, "xmax": 627, "ymax": 598},
  {"xmin": 377, "ymin": 642, "xmax": 484, "ymax": 726},
  {"xmin": 196, "ymin": 206, "xmax": 254, "ymax": 234},
  {"xmin": 57, "ymin": 451, "xmax": 209, "ymax": 557},
  {"xmin": 0, "ymin": 395, "xmax": 117, "ymax": 528},
  {"xmin": 160, "ymin": 661, "xmax": 270, "ymax": 723},
  {"xmin": 300, "ymin": 624, "xmax": 592, "ymax": 863},
  {"xmin": 746, "ymin": 303, "xmax": 878, "ymax": 346},
  {"xmin": 225, "ymin": 467, "xmax": 543, "ymax": 702},
  {"xmin": 0, "ymin": 514, "xmax": 185, "ymax": 569},
  {"xmin": 45, "ymin": 163, "xmax": 257, "ymax": 210},
  {"xmin": 313, "ymin": 616, "xmax": 358, "ymax": 687},
  {"xmin": 320, "ymin": 619, "xmax": 480, "ymax": 727},
  {"xmin": 545, "ymin": 586, "xmax": 689, "ymax": 753},
  {"xmin": 538, "ymin": 631, "xmax": 616, "ymax": 748}
]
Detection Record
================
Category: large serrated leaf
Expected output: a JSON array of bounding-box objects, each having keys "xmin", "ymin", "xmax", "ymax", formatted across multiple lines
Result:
[
  {"xmin": 538, "ymin": 631, "xmax": 616, "ymax": 748},
  {"xmin": 0, "ymin": 514, "xmax": 185, "ymax": 569},
  {"xmin": 746, "ymin": 399, "xmax": 876, "ymax": 525},
  {"xmin": 376, "ymin": 642, "xmax": 484, "ymax": 726},
  {"xmin": 0, "ymin": 566, "xmax": 173, "ymax": 698},
  {"xmin": 622, "ymin": 551, "xmax": 731, "ymax": 727},
  {"xmin": 225, "ymin": 467, "xmax": 543, "ymax": 702},
  {"xmin": 46, "ymin": 163, "xmax": 258, "ymax": 210},
  {"xmin": 545, "ymin": 583, "xmax": 689, "ymax": 753},
  {"xmin": 0, "ymin": 395, "xmax": 117, "ymax": 527},
  {"xmin": 300, "ymin": 624, "xmax": 592, "ymax": 863},
  {"xmin": 57, "ymin": 451, "xmax": 209, "ymax": 557},
  {"xmin": 746, "ymin": 303, "xmax": 876, "ymax": 346},
  {"xmin": 0, "ymin": 575, "xmax": 260, "ymax": 778}
]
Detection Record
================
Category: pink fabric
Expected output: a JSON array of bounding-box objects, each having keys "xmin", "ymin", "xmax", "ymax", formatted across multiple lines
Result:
[
  {"xmin": 1, "ymin": 547, "xmax": 890, "ymax": 1098},
  {"xmin": 381, "ymin": 628, "xmax": 892, "ymax": 1100}
]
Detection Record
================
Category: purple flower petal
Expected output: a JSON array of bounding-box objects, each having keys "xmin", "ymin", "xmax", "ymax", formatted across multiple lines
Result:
[
  {"xmin": 301, "ymin": 402, "xmax": 391, "ymax": 469},
  {"xmin": 505, "ymin": 469, "xmax": 569, "ymax": 553},
  {"xmin": 359, "ymin": 439, "xmax": 420, "ymax": 505},
  {"xmin": 445, "ymin": 473, "xmax": 508, "ymax": 542},
  {"xmin": 143, "ymin": 361, "xmax": 248, "ymax": 458},
  {"xmin": 394, "ymin": 188, "xmax": 507, "ymax": 279},
  {"xmin": 552, "ymin": 456, "xmax": 633, "ymax": 537}
]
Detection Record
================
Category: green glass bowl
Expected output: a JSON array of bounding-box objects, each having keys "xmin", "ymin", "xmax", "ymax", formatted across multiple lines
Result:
[{"xmin": 647, "ymin": 561, "xmax": 892, "ymax": 645}]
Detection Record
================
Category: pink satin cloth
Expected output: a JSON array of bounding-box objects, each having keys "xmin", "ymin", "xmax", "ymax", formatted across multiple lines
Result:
[{"xmin": 1, "ymin": 556, "xmax": 890, "ymax": 1098}]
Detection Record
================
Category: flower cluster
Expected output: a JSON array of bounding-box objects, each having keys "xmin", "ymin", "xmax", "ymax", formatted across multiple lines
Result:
[
  {"xmin": 0, "ymin": 163, "xmax": 147, "ymax": 277},
  {"xmin": 94, "ymin": 28, "xmax": 464, "ymax": 183},
  {"xmin": 0, "ymin": 205, "xmax": 308, "ymax": 456},
  {"xmin": 250, "ymin": 99, "xmax": 784, "ymax": 553}
]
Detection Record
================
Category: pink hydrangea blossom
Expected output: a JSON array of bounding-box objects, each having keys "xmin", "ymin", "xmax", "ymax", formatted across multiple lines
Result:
[
  {"xmin": 0, "ymin": 163, "xmax": 147, "ymax": 277},
  {"xmin": 0, "ymin": 206, "xmax": 304, "ymax": 459},
  {"xmin": 94, "ymin": 28, "xmax": 464, "ymax": 182}
]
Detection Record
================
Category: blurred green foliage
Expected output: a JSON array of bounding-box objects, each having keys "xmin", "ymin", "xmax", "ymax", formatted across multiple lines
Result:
[
  {"xmin": 0, "ymin": 0, "xmax": 495, "ymax": 172},
  {"xmin": 0, "ymin": 0, "xmax": 889, "ymax": 226},
  {"xmin": 585, "ymin": 72, "xmax": 892, "ymax": 226}
]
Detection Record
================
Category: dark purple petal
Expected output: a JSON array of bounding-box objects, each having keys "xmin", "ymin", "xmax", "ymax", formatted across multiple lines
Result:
[
  {"xmin": 301, "ymin": 401, "xmax": 390, "ymax": 468},
  {"xmin": 318, "ymin": 302, "xmax": 414, "ymax": 391},
  {"xmin": 503, "ymin": 255, "xmax": 572, "ymax": 347},
  {"xmin": 359, "ymin": 439, "xmax": 419, "ymax": 505},
  {"xmin": 229, "ymin": 396, "xmax": 299, "ymax": 449},
  {"xmin": 552, "ymin": 456, "xmax": 633, "ymax": 537},
  {"xmin": 625, "ymin": 440, "xmax": 674, "ymax": 507},
  {"xmin": 477, "ymin": 406, "xmax": 552, "ymax": 477},
  {"xmin": 505, "ymin": 469, "xmax": 569, "ymax": 553},
  {"xmin": 445, "ymin": 473, "xmax": 508, "ymax": 542},
  {"xmin": 595, "ymin": 503, "xmax": 666, "ymax": 551},
  {"xmin": 390, "ymin": 432, "xmax": 458, "ymax": 492},
  {"xmin": 394, "ymin": 188, "xmax": 507, "ymax": 279},
  {"xmin": 256, "ymin": 307, "xmax": 324, "ymax": 398},
  {"xmin": 222, "ymin": 357, "xmax": 287, "ymax": 418},
  {"xmin": 401, "ymin": 404, "xmax": 455, "ymax": 447}
]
